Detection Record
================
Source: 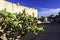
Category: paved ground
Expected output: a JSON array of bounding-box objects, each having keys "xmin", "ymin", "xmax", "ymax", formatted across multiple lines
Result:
[
  {"xmin": 35, "ymin": 23, "xmax": 60, "ymax": 40},
  {"xmin": 38, "ymin": 23, "xmax": 60, "ymax": 32},
  {"xmin": 35, "ymin": 32, "xmax": 60, "ymax": 40},
  {"xmin": 19, "ymin": 23, "xmax": 60, "ymax": 40}
]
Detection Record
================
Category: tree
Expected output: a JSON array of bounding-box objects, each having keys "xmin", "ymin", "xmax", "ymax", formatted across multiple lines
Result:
[
  {"xmin": 39, "ymin": 16, "xmax": 45, "ymax": 22},
  {"xmin": 47, "ymin": 14, "xmax": 54, "ymax": 22},
  {"xmin": 58, "ymin": 12, "xmax": 60, "ymax": 16}
]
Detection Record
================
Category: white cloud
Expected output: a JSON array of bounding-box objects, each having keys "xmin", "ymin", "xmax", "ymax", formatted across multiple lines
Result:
[{"xmin": 39, "ymin": 8, "xmax": 60, "ymax": 17}]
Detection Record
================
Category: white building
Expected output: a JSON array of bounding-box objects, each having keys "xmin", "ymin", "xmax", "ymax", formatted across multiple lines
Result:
[{"xmin": 0, "ymin": 0, "xmax": 38, "ymax": 17}]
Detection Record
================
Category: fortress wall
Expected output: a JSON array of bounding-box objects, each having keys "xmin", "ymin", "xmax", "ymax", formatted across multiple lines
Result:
[{"xmin": 0, "ymin": 0, "xmax": 38, "ymax": 17}]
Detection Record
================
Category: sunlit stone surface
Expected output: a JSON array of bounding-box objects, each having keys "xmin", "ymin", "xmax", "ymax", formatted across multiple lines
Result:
[{"xmin": 0, "ymin": 0, "xmax": 38, "ymax": 17}]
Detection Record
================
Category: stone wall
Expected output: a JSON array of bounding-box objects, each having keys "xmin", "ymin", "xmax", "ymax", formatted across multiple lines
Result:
[{"xmin": 0, "ymin": 0, "xmax": 38, "ymax": 17}]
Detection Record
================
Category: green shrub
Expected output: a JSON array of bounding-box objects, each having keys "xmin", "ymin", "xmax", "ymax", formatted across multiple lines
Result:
[{"xmin": 0, "ymin": 9, "xmax": 44, "ymax": 40}]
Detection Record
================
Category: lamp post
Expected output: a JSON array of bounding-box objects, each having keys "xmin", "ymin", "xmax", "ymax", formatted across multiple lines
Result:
[
  {"xmin": 12, "ymin": 0, "xmax": 14, "ymax": 13},
  {"xmin": 4, "ymin": 0, "xmax": 7, "ymax": 10},
  {"xmin": 17, "ymin": 2, "xmax": 19, "ymax": 6},
  {"xmin": 16, "ymin": 2, "xmax": 20, "ymax": 14}
]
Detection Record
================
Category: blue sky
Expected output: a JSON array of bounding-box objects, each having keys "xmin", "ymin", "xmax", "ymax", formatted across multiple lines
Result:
[{"xmin": 6, "ymin": 0, "xmax": 60, "ymax": 17}]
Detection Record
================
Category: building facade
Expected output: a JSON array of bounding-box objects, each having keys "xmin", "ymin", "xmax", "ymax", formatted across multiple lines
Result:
[{"xmin": 0, "ymin": 0, "xmax": 38, "ymax": 17}]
